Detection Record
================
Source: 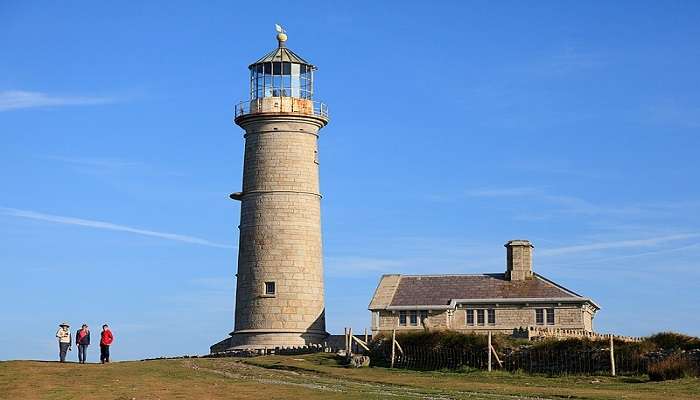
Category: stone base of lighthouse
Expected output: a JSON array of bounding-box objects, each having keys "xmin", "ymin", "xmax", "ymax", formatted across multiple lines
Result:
[{"xmin": 211, "ymin": 329, "xmax": 328, "ymax": 352}]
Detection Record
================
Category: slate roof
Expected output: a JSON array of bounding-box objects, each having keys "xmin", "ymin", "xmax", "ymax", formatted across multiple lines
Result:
[
  {"xmin": 387, "ymin": 273, "xmax": 585, "ymax": 307},
  {"xmin": 249, "ymin": 46, "xmax": 313, "ymax": 69}
]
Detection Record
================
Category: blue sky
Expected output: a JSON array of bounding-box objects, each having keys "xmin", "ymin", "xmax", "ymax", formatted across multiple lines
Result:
[{"xmin": 1, "ymin": 1, "xmax": 699, "ymax": 361}]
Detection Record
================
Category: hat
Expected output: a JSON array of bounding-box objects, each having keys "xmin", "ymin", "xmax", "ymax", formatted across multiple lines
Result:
[{"xmin": 59, "ymin": 322, "xmax": 70, "ymax": 327}]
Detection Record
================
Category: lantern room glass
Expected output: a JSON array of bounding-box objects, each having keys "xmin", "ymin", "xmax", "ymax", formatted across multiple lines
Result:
[{"xmin": 249, "ymin": 62, "xmax": 314, "ymax": 100}]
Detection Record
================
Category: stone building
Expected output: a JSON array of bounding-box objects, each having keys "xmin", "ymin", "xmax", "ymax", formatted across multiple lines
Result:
[
  {"xmin": 211, "ymin": 27, "xmax": 329, "ymax": 352},
  {"xmin": 368, "ymin": 240, "xmax": 599, "ymax": 336}
]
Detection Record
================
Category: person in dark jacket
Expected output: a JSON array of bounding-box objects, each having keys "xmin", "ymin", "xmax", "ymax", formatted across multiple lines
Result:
[
  {"xmin": 75, "ymin": 324, "xmax": 90, "ymax": 364},
  {"xmin": 100, "ymin": 324, "xmax": 114, "ymax": 363}
]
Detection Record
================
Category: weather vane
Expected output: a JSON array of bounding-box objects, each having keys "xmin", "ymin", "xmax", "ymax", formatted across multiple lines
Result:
[{"xmin": 275, "ymin": 24, "xmax": 287, "ymax": 45}]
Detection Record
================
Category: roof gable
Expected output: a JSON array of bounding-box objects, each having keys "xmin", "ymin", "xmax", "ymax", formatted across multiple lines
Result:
[{"xmin": 368, "ymin": 274, "xmax": 401, "ymax": 310}]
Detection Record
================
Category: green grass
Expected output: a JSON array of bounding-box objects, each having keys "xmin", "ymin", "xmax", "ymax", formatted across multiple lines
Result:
[{"xmin": 1, "ymin": 353, "xmax": 699, "ymax": 400}]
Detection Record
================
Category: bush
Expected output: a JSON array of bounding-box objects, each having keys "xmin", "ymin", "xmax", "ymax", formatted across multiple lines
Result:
[
  {"xmin": 376, "ymin": 330, "xmax": 521, "ymax": 352},
  {"xmin": 648, "ymin": 353, "xmax": 700, "ymax": 381},
  {"xmin": 645, "ymin": 332, "xmax": 700, "ymax": 351}
]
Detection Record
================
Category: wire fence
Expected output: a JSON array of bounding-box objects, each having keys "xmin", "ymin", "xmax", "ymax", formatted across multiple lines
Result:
[
  {"xmin": 371, "ymin": 341, "xmax": 698, "ymax": 376},
  {"xmin": 502, "ymin": 347, "xmax": 646, "ymax": 375}
]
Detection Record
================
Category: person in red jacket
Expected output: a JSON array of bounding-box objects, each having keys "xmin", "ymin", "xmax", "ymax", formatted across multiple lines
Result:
[{"xmin": 100, "ymin": 324, "xmax": 114, "ymax": 363}]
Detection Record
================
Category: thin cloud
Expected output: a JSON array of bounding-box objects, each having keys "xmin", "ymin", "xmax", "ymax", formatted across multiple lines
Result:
[
  {"xmin": 540, "ymin": 234, "xmax": 700, "ymax": 257},
  {"xmin": 42, "ymin": 156, "xmax": 142, "ymax": 169},
  {"xmin": 325, "ymin": 257, "xmax": 406, "ymax": 276},
  {"xmin": 0, "ymin": 90, "xmax": 116, "ymax": 111},
  {"xmin": 465, "ymin": 187, "xmax": 539, "ymax": 197},
  {"xmin": 646, "ymin": 100, "xmax": 700, "ymax": 128},
  {"xmin": 0, "ymin": 207, "xmax": 234, "ymax": 249},
  {"xmin": 465, "ymin": 187, "xmax": 640, "ymax": 216}
]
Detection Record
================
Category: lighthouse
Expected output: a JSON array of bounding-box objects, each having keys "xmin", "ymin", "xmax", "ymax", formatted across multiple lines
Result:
[{"xmin": 213, "ymin": 26, "xmax": 329, "ymax": 351}]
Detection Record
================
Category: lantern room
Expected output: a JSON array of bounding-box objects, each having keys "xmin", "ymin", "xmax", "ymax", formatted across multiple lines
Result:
[
  {"xmin": 235, "ymin": 27, "xmax": 328, "ymax": 120},
  {"xmin": 249, "ymin": 32, "xmax": 315, "ymax": 100}
]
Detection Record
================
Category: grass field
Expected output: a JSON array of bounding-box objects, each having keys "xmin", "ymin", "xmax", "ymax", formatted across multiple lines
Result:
[{"xmin": 1, "ymin": 353, "xmax": 698, "ymax": 399}]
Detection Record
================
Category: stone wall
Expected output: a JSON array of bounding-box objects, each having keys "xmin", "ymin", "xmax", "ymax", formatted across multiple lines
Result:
[
  {"xmin": 229, "ymin": 113, "xmax": 329, "ymax": 349},
  {"xmin": 528, "ymin": 327, "xmax": 643, "ymax": 342},
  {"xmin": 373, "ymin": 303, "xmax": 593, "ymax": 336}
]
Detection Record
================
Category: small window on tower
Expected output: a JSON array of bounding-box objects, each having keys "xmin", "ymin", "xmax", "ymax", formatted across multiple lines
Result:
[{"xmin": 264, "ymin": 281, "xmax": 276, "ymax": 296}]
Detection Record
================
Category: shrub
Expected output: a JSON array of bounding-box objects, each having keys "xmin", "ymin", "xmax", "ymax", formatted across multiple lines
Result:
[
  {"xmin": 645, "ymin": 332, "xmax": 700, "ymax": 351},
  {"xmin": 648, "ymin": 353, "xmax": 700, "ymax": 381},
  {"xmin": 382, "ymin": 330, "xmax": 518, "ymax": 352}
]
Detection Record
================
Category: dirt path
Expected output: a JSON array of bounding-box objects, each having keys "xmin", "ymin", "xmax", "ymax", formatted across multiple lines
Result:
[{"xmin": 187, "ymin": 359, "xmax": 556, "ymax": 400}]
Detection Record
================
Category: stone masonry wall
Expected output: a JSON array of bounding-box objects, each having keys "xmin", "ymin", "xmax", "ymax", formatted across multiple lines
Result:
[
  {"xmin": 231, "ymin": 115, "xmax": 328, "ymax": 348},
  {"xmin": 374, "ymin": 304, "xmax": 591, "ymax": 336}
]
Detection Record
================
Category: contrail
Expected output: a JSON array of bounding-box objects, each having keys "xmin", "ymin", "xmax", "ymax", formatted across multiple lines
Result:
[
  {"xmin": 1, "ymin": 207, "xmax": 234, "ymax": 249},
  {"xmin": 540, "ymin": 234, "xmax": 700, "ymax": 256}
]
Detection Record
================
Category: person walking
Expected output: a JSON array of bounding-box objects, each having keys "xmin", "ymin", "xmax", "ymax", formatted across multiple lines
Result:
[
  {"xmin": 75, "ymin": 324, "xmax": 91, "ymax": 364},
  {"xmin": 55, "ymin": 323, "xmax": 71, "ymax": 362},
  {"xmin": 100, "ymin": 324, "xmax": 114, "ymax": 363}
]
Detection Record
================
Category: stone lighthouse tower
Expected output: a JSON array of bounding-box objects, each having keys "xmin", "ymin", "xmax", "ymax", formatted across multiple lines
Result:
[{"xmin": 213, "ymin": 27, "xmax": 329, "ymax": 351}]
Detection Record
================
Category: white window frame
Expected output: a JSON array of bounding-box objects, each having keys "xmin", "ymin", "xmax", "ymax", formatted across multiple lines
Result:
[{"xmin": 262, "ymin": 281, "xmax": 276, "ymax": 297}]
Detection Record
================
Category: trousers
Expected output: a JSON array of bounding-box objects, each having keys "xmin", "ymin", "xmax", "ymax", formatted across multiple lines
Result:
[
  {"xmin": 78, "ymin": 344, "xmax": 88, "ymax": 363},
  {"xmin": 59, "ymin": 342, "xmax": 70, "ymax": 362},
  {"xmin": 100, "ymin": 344, "xmax": 110, "ymax": 362}
]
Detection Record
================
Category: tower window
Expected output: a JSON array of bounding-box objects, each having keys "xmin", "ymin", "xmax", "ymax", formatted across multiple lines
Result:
[{"xmin": 264, "ymin": 281, "xmax": 276, "ymax": 296}]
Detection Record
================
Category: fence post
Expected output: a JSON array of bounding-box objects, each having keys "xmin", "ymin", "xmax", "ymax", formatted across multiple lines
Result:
[
  {"xmin": 349, "ymin": 327, "xmax": 353, "ymax": 356},
  {"xmin": 610, "ymin": 335, "xmax": 616, "ymax": 376},
  {"xmin": 391, "ymin": 328, "xmax": 396, "ymax": 368},
  {"xmin": 488, "ymin": 331, "xmax": 492, "ymax": 372},
  {"xmin": 365, "ymin": 328, "xmax": 368, "ymax": 345},
  {"xmin": 344, "ymin": 327, "xmax": 348, "ymax": 355}
]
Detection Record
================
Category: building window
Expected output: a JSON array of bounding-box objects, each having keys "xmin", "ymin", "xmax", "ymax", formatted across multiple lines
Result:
[
  {"xmin": 536, "ymin": 308, "xmax": 544, "ymax": 325},
  {"xmin": 466, "ymin": 309, "xmax": 474, "ymax": 325},
  {"xmin": 264, "ymin": 281, "xmax": 276, "ymax": 296},
  {"xmin": 477, "ymin": 309, "xmax": 485, "ymax": 326},
  {"xmin": 409, "ymin": 311, "xmax": 418, "ymax": 326},
  {"xmin": 399, "ymin": 310, "xmax": 429, "ymax": 327},
  {"xmin": 419, "ymin": 310, "xmax": 428, "ymax": 325},
  {"xmin": 487, "ymin": 309, "xmax": 496, "ymax": 325},
  {"xmin": 547, "ymin": 308, "xmax": 555, "ymax": 325}
]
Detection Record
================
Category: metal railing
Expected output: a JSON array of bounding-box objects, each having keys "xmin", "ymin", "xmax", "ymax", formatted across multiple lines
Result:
[{"xmin": 234, "ymin": 98, "xmax": 329, "ymax": 119}]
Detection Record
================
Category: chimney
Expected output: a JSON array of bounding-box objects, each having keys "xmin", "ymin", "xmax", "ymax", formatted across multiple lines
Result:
[{"xmin": 505, "ymin": 240, "xmax": 534, "ymax": 281}]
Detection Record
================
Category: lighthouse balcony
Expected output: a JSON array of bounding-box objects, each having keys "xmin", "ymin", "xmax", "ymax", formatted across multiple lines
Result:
[{"xmin": 235, "ymin": 98, "xmax": 329, "ymax": 119}]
